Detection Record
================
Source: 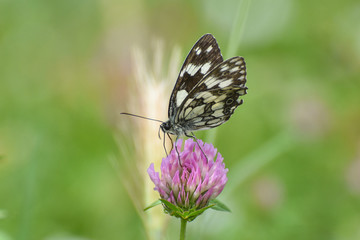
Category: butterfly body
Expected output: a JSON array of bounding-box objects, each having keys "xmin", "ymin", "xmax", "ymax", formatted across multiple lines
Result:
[
  {"xmin": 160, "ymin": 120, "xmax": 186, "ymax": 136},
  {"xmin": 161, "ymin": 34, "xmax": 247, "ymax": 139}
]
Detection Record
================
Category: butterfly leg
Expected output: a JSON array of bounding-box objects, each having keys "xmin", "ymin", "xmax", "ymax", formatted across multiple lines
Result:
[
  {"xmin": 163, "ymin": 131, "xmax": 168, "ymax": 156},
  {"xmin": 167, "ymin": 133, "xmax": 177, "ymax": 152},
  {"xmin": 186, "ymin": 132, "xmax": 208, "ymax": 162},
  {"xmin": 165, "ymin": 133, "xmax": 182, "ymax": 166},
  {"xmin": 173, "ymin": 135, "xmax": 182, "ymax": 167},
  {"xmin": 158, "ymin": 126, "xmax": 162, "ymax": 140}
]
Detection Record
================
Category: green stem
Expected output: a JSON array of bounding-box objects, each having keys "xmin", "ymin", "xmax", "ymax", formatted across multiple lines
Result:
[{"xmin": 179, "ymin": 218, "xmax": 187, "ymax": 240}]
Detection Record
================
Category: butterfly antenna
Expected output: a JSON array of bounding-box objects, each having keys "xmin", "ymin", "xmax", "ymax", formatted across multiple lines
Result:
[{"xmin": 120, "ymin": 112, "xmax": 163, "ymax": 123}]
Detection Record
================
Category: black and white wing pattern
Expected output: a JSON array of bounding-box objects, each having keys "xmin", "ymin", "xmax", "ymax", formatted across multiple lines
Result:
[
  {"xmin": 168, "ymin": 34, "xmax": 223, "ymax": 118},
  {"xmin": 176, "ymin": 57, "xmax": 247, "ymax": 131},
  {"xmin": 160, "ymin": 34, "xmax": 247, "ymax": 137}
]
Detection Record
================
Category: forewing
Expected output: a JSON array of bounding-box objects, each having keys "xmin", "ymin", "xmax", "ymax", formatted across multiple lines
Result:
[
  {"xmin": 168, "ymin": 34, "xmax": 223, "ymax": 118},
  {"xmin": 176, "ymin": 56, "xmax": 247, "ymax": 131}
]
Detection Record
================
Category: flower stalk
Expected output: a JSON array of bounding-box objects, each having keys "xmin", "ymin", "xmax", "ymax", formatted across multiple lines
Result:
[{"xmin": 180, "ymin": 218, "xmax": 187, "ymax": 240}]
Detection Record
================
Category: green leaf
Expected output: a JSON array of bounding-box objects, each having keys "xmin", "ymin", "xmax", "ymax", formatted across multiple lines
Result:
[
  {"xmin": 186, "ymin": 204, "xmax": 215, "ymax": 220},
  {"xmin": 144, "ymin": 200, "xmax": 162, "ymax": 211},
  {"xmin": 151, "ymin": 199, "xmax": 230, "ymax": 222},
  {"xmin": 209, "ymin": 199, "xmax": 231, "ymax": 212},
  {"xmin": 159, "ymin": 199, "xmax": 182, "ymax": 214}
]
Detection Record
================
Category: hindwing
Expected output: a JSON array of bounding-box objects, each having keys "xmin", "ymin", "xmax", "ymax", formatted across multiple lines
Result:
[{"xmin": 175, "ymin": 57, "xmax": 247, "ymax": 131}]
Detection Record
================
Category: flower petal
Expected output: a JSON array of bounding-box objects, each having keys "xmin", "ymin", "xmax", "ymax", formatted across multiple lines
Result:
[{"xmin": 147, "ymin": 138, "xmax": 228, "ymax": 211}]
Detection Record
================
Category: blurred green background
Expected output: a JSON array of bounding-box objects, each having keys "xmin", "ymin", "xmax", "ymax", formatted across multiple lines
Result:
[{"xmin": 1, "ymin": 0, "xmax": 360, "ymax": 239}]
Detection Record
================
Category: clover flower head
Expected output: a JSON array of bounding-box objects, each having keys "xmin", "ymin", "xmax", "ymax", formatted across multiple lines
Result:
[{"xmin": 147, "ymin": 138, "xmax": 228, "ymax": 218}]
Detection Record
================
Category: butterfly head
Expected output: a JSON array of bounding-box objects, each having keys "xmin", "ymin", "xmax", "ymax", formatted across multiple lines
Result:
[
  {"xmin": 160, "ymin": 120, "xmax": 172, "ymax": 134},
  {"xmin": 160, "ymin": 120, "xmax": 188, "ymax": 137}
]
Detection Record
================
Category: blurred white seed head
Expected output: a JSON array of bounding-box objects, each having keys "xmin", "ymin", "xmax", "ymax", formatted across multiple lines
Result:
[{"xmin": 116, "ymin": 39, "xmax": 181, "ymax": 240}]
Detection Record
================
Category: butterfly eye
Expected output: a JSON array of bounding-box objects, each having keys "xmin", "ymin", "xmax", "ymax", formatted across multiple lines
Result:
[{"xmin": 161, "ymin": 121, "xmax": 171, "ymax": 131}]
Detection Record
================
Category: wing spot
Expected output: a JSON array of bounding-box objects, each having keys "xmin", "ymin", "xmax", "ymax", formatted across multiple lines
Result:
[
  {"xmin": 206, "ymin": 45, "xmax": 213, "ymax": 52},
  {"xmin": 195, "ymin": 91, "xmax": 212, "ymax": 99},
  {"xmin": 239, "ymin": 83, "xmax": 246, "ymax": 88},
  {"xmin": 185, "ymin": 105, "xmax": 205, "ymax": 120},
  {"xmin": 204, "ymin": 76, "xmax": 217, "ymax": 87},
  {"xmin": 220, "ymin": 65, "xmax": 229, "ymax": 72},
  {"xmin": 229, "ymin": 66, "xmax": 240, "ymax": 73},
  {"xmin": 186, "ymin": 64, "xmax": 201, "ymax": 76},
  {"xmin": 192, "ymin": 105, "xmax": 205, "ymax": 114},
  {"xmin": 195, "ymin": 47, "xmax": 202, "ymax": 55},
  {"xmin": 191, "ymin": 117, "xmax": 203, "ymax": 123},
  {"xmin": 237, "ymin": 89, "xmax": 246, "ymax": 95},
  {"xmin": 235, "ymin": 60, "xmax": 243, "ymax": 65},
  {"xmin": 183, "ymin": 98, "xmax": 193, "ymax": 108},
  {"xmin": 203, "ymin": 94, "xmax": 217, "ymax": 103},
  {"xmin": 180, "ymin": 68, "xmax": 186, "ymax": 77},
  {"xmin": 207, "ymin": 119, "xmax": 221, "ymax": 125},
  {"xmin": 218, "ymin": 79, "xmax": 233, "ymax": 88},
  {"xmin": 200, "ymin": 62, "xmax": 212, "ymax": 74},
  {"xmin": 215, "ymin": 94, "xmax": 227, "ymax": 102},
  {"xmin": 176, "ymin": 90, "xmax": 188, "ymax": 107},
  {"xmin": 207, "ymin": 79, "xmax": 223, "ymax": 88},
  {"xmin": 226, "ymin": 98, "xmax": 234, "ymax": 105},
  {"xmin": 211, "ymin": 102, "xmax": 224, "ymax": 110},
  {"xmin": 184, "ymin": 107, "xmax": 192, "ymax": 117},
  {"xmin": 213, "ymin": 109, "xmax": 224, "ymax": 117}
]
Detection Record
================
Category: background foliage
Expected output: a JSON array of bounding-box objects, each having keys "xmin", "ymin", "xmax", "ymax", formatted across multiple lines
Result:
[{"xmin": 1, "ymin": 0, "xmax": 360, "ymax": 239}]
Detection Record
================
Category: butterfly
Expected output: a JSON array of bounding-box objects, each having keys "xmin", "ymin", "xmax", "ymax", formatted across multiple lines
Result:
[
  {"xmin": 160, "ymin": 34, "xmax": 247, "ymax": 146},
  {"xmin": 122, "ymin": 34, "xmax": 247, "ymax": 157}
]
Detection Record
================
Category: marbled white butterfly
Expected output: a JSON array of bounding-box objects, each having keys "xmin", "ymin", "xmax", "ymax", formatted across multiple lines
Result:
[
  {"xmin": 160, "ymin": 34, "xmax": 247, "ymax": 142},
  {"xmin": 122, "ymin": 34, "xmax": 247, "ymax": 155}
]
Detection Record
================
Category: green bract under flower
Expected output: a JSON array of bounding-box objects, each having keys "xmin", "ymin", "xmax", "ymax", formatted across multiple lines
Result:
[{"xmin": 147, "ymin": 139, "xmax": 228, "ymax": 221}]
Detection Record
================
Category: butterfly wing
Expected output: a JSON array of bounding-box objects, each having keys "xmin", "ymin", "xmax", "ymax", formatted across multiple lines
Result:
[
  {"xmin": 168, "ymin": 34, "xmax": 223, "ymax": 119},
  {"xmin": 175, "ymin": 56, "xmax": 247, "ymax": 131}
]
